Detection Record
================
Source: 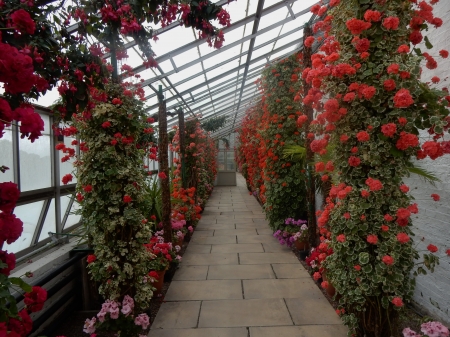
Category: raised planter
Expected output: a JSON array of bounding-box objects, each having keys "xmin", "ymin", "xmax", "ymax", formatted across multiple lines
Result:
[
  {"xmin": 322, "ymin": 270, "xmax": 336, "ymax": 297},
  {"xmin": 152, "ymin": 270, "xmax": 166, "ymax": 293}
]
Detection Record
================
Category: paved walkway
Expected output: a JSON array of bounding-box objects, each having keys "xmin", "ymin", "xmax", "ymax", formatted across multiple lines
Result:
[{"xmin": 149, "ymin": 174, "xmax": 348, "ymax": 337}]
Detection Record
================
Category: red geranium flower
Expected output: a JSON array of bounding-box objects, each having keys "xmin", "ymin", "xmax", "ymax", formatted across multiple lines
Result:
[
  {"xmin": 431, "ymin": 194, "xmax": 440, "ymax": 201},
  {"xmin": 87, "ymin": 254, "xmax": 96, "ymax": 263},
  {"xmin": 336, "ymin": 234, "xmax": 346, "ymax": 242},
  {"xmin": 427, "ymin": 244, "xmax": 438, "ymax": 253},
  {"xmin": 383, "ymin": 79, "xmax": 396, "ymax": 92},
  {"xmin": 356, "ymin": 131, "xmax": 370, "ymax": 142},
  {"xmin": 123, "ymin": 195, "xmax": 132, "ymax": 203},
  {"xmin": 439, "ymin": 50, "xmax": 449, "ymax": 58},
  {"xmin": 10, "ymin": 9, "xmax": 36, "ymax": 34},
  {"xmin": 367, "ymin": 235, "xmax": 378, "ymax": 245},
  {"xmin": 24, "ymin": 286, "xmax": 47, "ymax": 312},
  {"xmin": 83, "ymin": 185, "xmax": 93, "ymax": 192},
  {"xmin": 346, "ymin": 18, "xmax": 371, "ymax": 35},
  {"xmin": 382, "ymin": 16, "xmax": 400, "ymax": 30},
  {"xmin": 102, "ymin": 121, "xmax": 111, "ymax": 128},
  {"xmin": 364, "ymin": 10, "xmax": 381, "ymax": 22},
  {"xmin": 391, "ymin": 297, "xmax": 403, "ymax": 307},
  {"xmin": 348, "ymin": 156, "xmax": 361, "ymax": 167},
  {"xmin": 158, "ymin": 172, "xmax": 167, "ymax": 179},
  {"xmin": 381, "ymin": 123, "xmax": 397, "ymax": 137},
  {"xmin": 62, "ymin": 174, "xmax": 73, "ymax": 185},
  {"xmin": 0, "ymin": 182, "xmax": 20, "ymax": 212},
  {"xmin": 382, "ymin": 255, "xmax": 394, "ymax": 265},
  {"xmin": 396, "ymin": 233, "xmax": 410, "ymax": 244},
  {"xmin": 399, "ymin": 184, "xmax": 409, "ymax": 193}
]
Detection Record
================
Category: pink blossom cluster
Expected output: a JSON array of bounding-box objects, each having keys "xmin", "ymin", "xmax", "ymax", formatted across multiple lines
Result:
[{"xmin": 403, "ymin": 321, "xmax": 449, "ymax": 337}]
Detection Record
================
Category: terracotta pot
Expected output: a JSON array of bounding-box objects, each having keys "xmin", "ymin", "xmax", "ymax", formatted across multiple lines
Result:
[
  {"xmin": 322, "ymin": 271, "xmax": 336, "ymax": 297},
  {"xmin": 152, "ymin": 270, "xmax": 166, "ymax": 293},
  {"xmin": 294, "ymin": 240, "xmax": 310, "ymax": 251}
]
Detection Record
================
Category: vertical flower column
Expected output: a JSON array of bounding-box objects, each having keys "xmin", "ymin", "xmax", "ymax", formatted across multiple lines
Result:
[
  {"xmin": 72, "ymin": 83, "xmax": 154, "ymax": 311},
  {"xmin": 259, "ymin": 55, "xmax": 308, "ymax": 230},
  {"xmin": 305, "ymin": 1, "xmax": 449, "ymax": 335}
]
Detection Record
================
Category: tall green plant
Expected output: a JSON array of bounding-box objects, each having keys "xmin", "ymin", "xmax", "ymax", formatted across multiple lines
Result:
[{"xmin": 72, "ymin": 83, "xmax": 154, "ymax": 310}]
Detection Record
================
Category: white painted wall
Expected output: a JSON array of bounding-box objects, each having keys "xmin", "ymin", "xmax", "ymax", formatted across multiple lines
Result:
[{"xmin": 403, "ymin": 1, "xmax": 450, "ymax": 324}]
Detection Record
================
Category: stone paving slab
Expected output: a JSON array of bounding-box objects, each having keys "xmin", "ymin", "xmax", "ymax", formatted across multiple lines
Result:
[
  {"xmin": 207, "ymin": 264, "xmax": 275, "ymax": 280},
  {"xmin": 165, "ymin": 280, "xmax": 243, "ymax": 301},
  {"xmin": 236, "ymin": 235, "xmax": 275, "ymax": 244},
  {"xmin": 239, "ymin": 252, "xmax": 298, "ymax": 264},
  {"xmin": 243, "ymin": 279, "xmax": 323, "ymax": 299},
  {"xmin": 271, "ymin": 263, "xmax": 311, "ymax": 279},
  {"xmin": 150, "ymin": 301, "xmax": 201, "ymax": 329},
  {"xmin": 285, "ymin": 298, "xmax": 344, "ymax": 325},
  {"xmin": 149, "ymin": 328, "xmax": 248, "ymax": 337},
  {"xmin": 173, "ymin": 266, "xmax": 209, "ymax": 281},
  {"xmin": 190, "ymin": 236, "xmax": 237, "ymax": 245},
  {"xmin": 198, "ymin": 299, "xmax": 293, "ymax": 328},
  {"xmin": 213, "ymin": 229, "xmax": 258, "ymax": 236},
  {"xmin": 210, "ymin": 243, "xmax": 264, "ymax": 254},
  {"xmin": 184, "ymin": 245, "xmax": 211, "ymax": 254},
  {"xmin": 181, "ymin": 253, "xmax": 238, "ymax": 265},
  {"xmin": 261, "ymin": 243, "xmax": 291, "ymax": 253},
  {"xmin": 249, "ymin": 325, "xmax": 348, "ymax": 337},
  {"xmin": 256, "ymin": 228, "xmax": 273, "ymax": 235},
  {"xmin": 235, "ymin": 223, "xmax": 268, "ymax": 229},
  {"xmin": 196, "ymin": 224, "xmax": 235, "ymax": 230},
  {"xmin": 190, "ymin": 230, "xmax": 214, "ymax": 237},
  {"xmin": 216, "ymin": 218, "xmax": 255, "ymax": 224}
]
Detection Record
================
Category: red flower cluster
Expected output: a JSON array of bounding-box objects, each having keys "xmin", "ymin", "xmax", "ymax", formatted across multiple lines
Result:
[
  {"xmin": 24, "ymin": 286, "xmax": 47, "ymax": 312},
  {"xmin": 365, "ymin": 177, "xmax": 383, "ymax": 191},
  {"xmin": 346, "ymin": 18, "xmax": 371, "ymax": 35}
]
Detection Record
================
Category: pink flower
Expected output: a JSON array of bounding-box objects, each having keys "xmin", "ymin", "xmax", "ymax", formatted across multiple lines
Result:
[
  {"xmin": 135, "ymin": 313, "xmax": 150, "ymax": 330},
  {"xmin": 109, "ymin": 305, "xmax": 119, "ymax": 319},
  {"xmin": 121, "ymin": 303, "xmax": 132, "ymax": 316},
  {"xmin": 83, "ymin": 317, "xmax": 96, "ymax": 334}
]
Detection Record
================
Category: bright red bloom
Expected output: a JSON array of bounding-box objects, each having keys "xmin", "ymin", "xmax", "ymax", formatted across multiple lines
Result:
[
  {"xmin": 315, "ymin": 162, "xmax": 325, "ymax": 172},
  {"xmin": 361, "ymin": 190, "xmax": 369, "ymax": 198},
  {"xmin": 123, "ymin": 195, "xmax": 132, "ymax": 203},
  {"xmin": 422, "ymin": 141, "xmax": 443, "ymax": 160},
  {"xmin": 408, "ymin": 203, "xmax": 419, "ymax": 214},
  {"xmin": 336, "ymin": 234, "xmax": 346, "ymax": 242},
  {"xmin": 382, "ymin": 255, "xmax": 394, "ymax": 265},
  {"xmin": 0, "ymin": 43, "xmax": 35, "ymax": 95},
  {"xmin": 149, "ymin": 270, "xmax": 159, "ymax": 279},
  {"xmin": 353, "ymin": 38, "xmax": 370, "ymax": 53},
  {"xmin": 8, "ymin": 309, "xmax": 32, "ymax": 336},
  {"xmin": 431, "ymin": 194, "xmax": 440, "ymax": 201},
  {"xmin": 397, "ymin": 45, "xmax": 410, "ymax": 53},
  {"xmin": 62, "ymin": 174, "xmax": 73, "ymax": 185},
  {"xmin": 396, "ymin": 132, "xmax": 419, "ymax": 150},
  {"xmin": 324, "ymin": 99, "xmax": 339, "ymax": 113},
  {"xmin": 0, "ymin": 250, "xmax": 16, "ymax": 276},
  {"xmin": 340, "ymin": 134, "xmax": 349, "ymax": 142},
  {"xmin": 83, "ymin": 185, "xmax": 93, "ymax": 192},
  {"xmin": 361, "ymin": 86, "xmax": 376, "ymax": 100},
  {"xmin": 102, "ymin": 121, "xmax": 111, "ymax": 128},
  {"xmin": 431, "ymin": 76, "xmax": 440, "ymax": 83},
  {"xmin": 325, "ymin": 161, "xmax": 334, "ymax": 172},
  {"xmin": 13, "ymin": 106, "xmax": 44, "ymax": 142},
  {"xmin": 367, "ymin": 235, "xmax": 378, "ymax": 245},
  {"xmin": 384, "ymin": 214, "xmax": 393, "ymax": 222},
  {"xmin": 346, "ymin": 18, "xmax": 371, "ymax": 35},
  {"xmin": 87, "ymin": 254, "xmax": 96, "ymax": 263},
  {"xmin": 381, "ymin": 225, "xmax": 389, "ymax": 232},
  {"xmin": 344, "ymin": 92, "xmax": 356, "ymax": 102},
  {"xmin": 0, "ymin": 182, "xmax": 20, "ymax": 212},
  {"xmin": 321, "ymin": 281, "xmax": 329, "ymax": 289},
  {"xmin": 391, "ymin": 297, "xmax": 403, "ymax": 307},
  {"xmin": 10, "ymin": 9, "xmax": 36, "ymax": 34},
  {"xmin": 356, "ymin": 131, "xmax": 370, "ymax": 142},
  {"xmin": 399, "ymin": 184, "xmax": 409, "ymax": 193},
  {"xmin": 409, "ymin": 30, "xmax": 423, "ymax": 44},
  {"xmin": 0, "ymin": 213, "xmax": 23, "ymax": 244},
  {"xmin": 427, "ymin": 244, "xmax": 438, "ymax": 253},
  {"xmin": 364, "ymin": 10, "xmax": 381, "ymax": 22},
  {"xmin": 396, "ymin": 208, "xmax": 411, "ymax": 220},
  {"xmin": 24, "ymin": 286, "xmax": 47, "ymax": 312},
  {"xmin": 158, "ymin": 172, "xmax": 167, "ymax": 179},
  {"xmin": 112, "ymin": 98, "xmax": 122, "ymax": 105},
  {"xmin": 387, "ymin": 64, "xmax": 400, "ymax": 74},
  {"xmin": 383, "ymin": 79, "xmax": 396, "ymax": 92},
  {"xmin": 365, "ymin": 177, "xmax": 383, "ymax": 191},
  {"xmin": 398, "ymin": 117, "xmax": 407, "ymax": 126},
  {"xmin": 354, "ymin": 265, "xmax": 361, "ymax": 271},
  {"xmin": 396, "ymin": 233, "xmax": 410, "ymax": 244},
  {"xmin": 439, "ymin": 50, "xmax": 449, "ymax": 58},
  {"xmin": 305, "ymin": 36, "xmax": 315, "ymax": 48},
  {"xmin": 348, "ymin": 156, "xmax": 361, "ymax": 167},
  {"xmin": 381, "ymin": 123, "xmax": 397, "ymax": 137},
  {"xmin": 382, "ymin": 16, "xmax": 399, "ymax": 30}
]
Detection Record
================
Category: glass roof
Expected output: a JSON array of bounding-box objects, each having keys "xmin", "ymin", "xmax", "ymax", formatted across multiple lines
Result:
[{"xmin": 32, "ymin": 0, "xmax": 320, "ymax": 137}]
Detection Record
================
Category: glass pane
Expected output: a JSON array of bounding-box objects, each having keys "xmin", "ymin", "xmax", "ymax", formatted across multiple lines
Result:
[
  {"xmin": 0, "ymin": 128, "xmax": 14, "ymax": 183},
  {"xmin": 226, "ymin": 151, "xmax": 236, "ymax": 171},
  {"xmin": 4, "ymin": 201, "xmax": 44, "ymax": 253},
  {"xmin": 60, "ymin": 136, "xmax": 77, "ymax": 183},
  {"xmin": 217, "ymin": 151, "xmax": 225, "ymax": 170},
  {"xmin": 65, "ymin": 201, "xmax": 81, "ymax": 229},
  {"xmin": 39, "ymin": 199, "xmax": 55, "ymax": 242},
  {"xmin": 19, "ymin": 115, "xmax": 51, "ymax": 191}
]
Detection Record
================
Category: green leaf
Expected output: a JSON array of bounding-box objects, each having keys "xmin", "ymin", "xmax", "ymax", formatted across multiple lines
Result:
[
  {"xmin": 424, "ymin": 36, "xmax": 433, "ymax": 49},
  {"xmin": 359, "ymin": 252, "xmax": 370, "ymax": 265},
  {"xmin": 413, "ymin": 48, "xmax": 423, "ymax": 56},
  {"xmin": 9, "ymin": 277, "xmax": 32, "ymax": 293}
]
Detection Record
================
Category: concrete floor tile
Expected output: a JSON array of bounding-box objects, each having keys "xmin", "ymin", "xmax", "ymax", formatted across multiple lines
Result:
[
  {"xmin": 210, "ymin": 243, "xmax": 263, "ymax": 254},
  {"xmin": 243, "ymin": 279, "xmax": 323, "ymax": 299},
  {"xmin": 285, "ymin": 298, "xmax": 344, "ymax": 325},
  {"xmin": 191, "ymin": 230, "xmax": 214, "ymax": 237},
  {"xmin": 198, "ymin": 299, "xmax": 293, "ymax": 327},
  {"xmin": 165, "ymin": 280, "xmax": 242, "ymax": 301},
  {"xmin": 214, "ymin": 229, "xmax": 258, "ymax": 236},
  {"xmin": 196, "ymin": 224, "xmax": 235, "ymax": 230},
  {"xmin": 181, "ymin": 253, "xmax": 238, "ymax": 265},
  {"xmin": 261, "ymin": 243, "xmax": 291, "ymax": 253},
  {"xmin": 235, "ymin": 223, "xmax": 267, "ymax": 229},
  {"xmin": 239, "ymin": 252, "xmax": 298, "ymax": 264},
  {"xmin": 216, "ymin": 218, "xmax": 255, "ymax": 224},
  {"xmin": 190, "ymin": 236, "xmax": 237, "ymax": 245},
  {"xmin": 150, "ymin": 301, "xmax": 201, "ymax": 329},
  {"xmin": 271, "ymin": 263, "xmax": 311, "ymax": 279},
  {"xmin": 173, "ymin": 266, "xmax": 209, "ymax": 281},
  {"xmin": 148, "ymin": 328, "xmax": 248, "ymax": 337},
  {"xmin": 252, "ymin": 219, "xmax": 269, "ymax": 225},
  {"xmin": 249, "ymin": 325, "xmax": 348, "ymax": 337},
  {"xmin": 237, "ymin": 235, "xmax": 275, "ymax": 244},
  {"xmin": 256, "ymin": 228, "xmax": 273, "ymax": 235},
  {"xmin": 208, "ymin": 264, "xmax": 275, "ymax": 280},
  {"xmin": 184, "ymin": 245, "xmax": 212, "ymax": 254}
]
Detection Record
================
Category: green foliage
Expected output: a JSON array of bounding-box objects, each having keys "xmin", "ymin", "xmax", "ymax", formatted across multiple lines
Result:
[
  {"xmin": 282, "ymin": 145, "xmax": 306, "ymax": 162},
  {"xmin": 72, "ymin": 83, "xmax": 154, "ymax": 310},
  {"xmin": 202, "ymin": 116, "xmax": 228, "ymax": 133}
]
